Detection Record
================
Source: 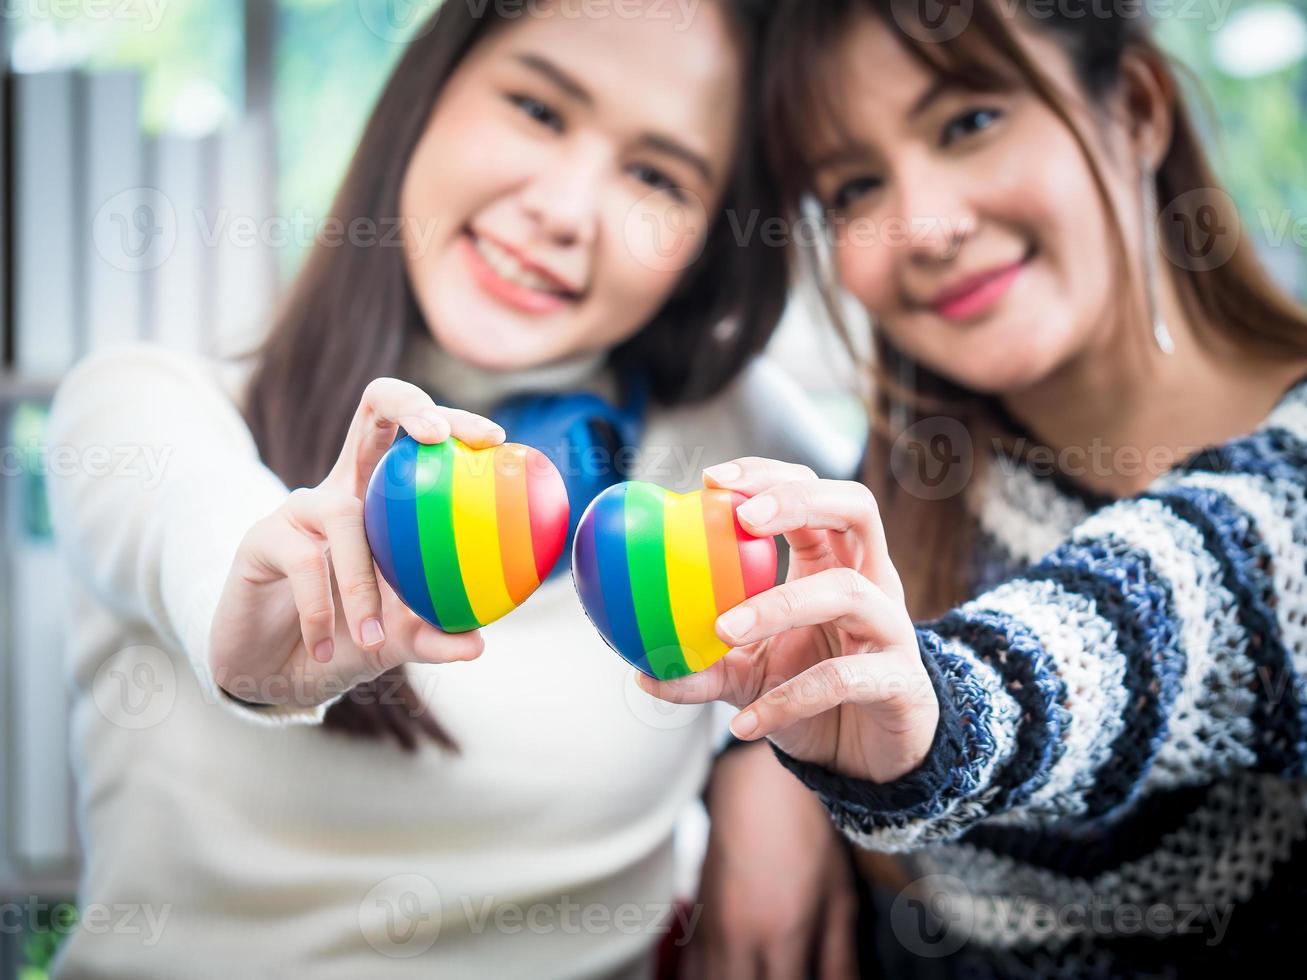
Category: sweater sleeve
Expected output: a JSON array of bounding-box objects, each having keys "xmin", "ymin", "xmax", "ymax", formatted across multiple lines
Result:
[
  {"xmin": 772, "ymin": 386, "xmax": 1307, "ymax": 851},
  {"xmin": 45, "ymin": 343, "xmax": 340, "ymax": 726}
]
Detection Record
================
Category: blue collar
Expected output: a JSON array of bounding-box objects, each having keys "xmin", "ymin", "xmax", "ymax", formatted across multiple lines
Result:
[{"xmin": 489, "ymin": 372, "xmax": 649, "ymax": 576}]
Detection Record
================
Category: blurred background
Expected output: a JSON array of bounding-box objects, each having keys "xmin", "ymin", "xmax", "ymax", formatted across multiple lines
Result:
[{"xmin": 0, "ymin": 1, "xmax": 1303, "ymax": 975}]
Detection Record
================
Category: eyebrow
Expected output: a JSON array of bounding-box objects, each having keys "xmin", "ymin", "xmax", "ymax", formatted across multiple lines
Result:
[
  {"xmin": 514, "ymin": 53, "xmax": 592, "ymax": 105},
  {"xmin": 807, "ymin": 141, "xmax": 871, "ymax": 173},
  {"xmin": 807, "ymin": 78, "xmax": 960, "ymax": 172},
  {"xmin": 637, "ymin": 133, "xmax": 715, "ymax": 186},
  {"xmin": 911, "ymin": 77, "xmax": 961, "ymax": 119},
  {"xmin": 514, "ymin": 52, "xmax": 715, "ymax": 187}
]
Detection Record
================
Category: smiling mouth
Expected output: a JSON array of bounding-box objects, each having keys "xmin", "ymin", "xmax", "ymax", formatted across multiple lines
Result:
[
  {"xmin": 925, "ymin": 247, "xmax": 1034, "ymax": 322},
  {"xmin": 466, "ymin": 230, "xmax": 579, "ymax": 300}
]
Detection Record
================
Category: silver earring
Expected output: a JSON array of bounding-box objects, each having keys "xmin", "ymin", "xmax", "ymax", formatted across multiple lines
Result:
[{"xmin": 1140, "ymin": 164, "xmax": 1176, "ymax": 356}]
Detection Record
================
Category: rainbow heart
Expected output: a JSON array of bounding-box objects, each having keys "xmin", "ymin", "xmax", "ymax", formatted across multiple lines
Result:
[
  {"xmin": 572, "ymin": 482, "xmax": 777, "ymax": 679},
  {"xmin": 364, "ymin": 435, "xmax": 569, "ymax": 632}
]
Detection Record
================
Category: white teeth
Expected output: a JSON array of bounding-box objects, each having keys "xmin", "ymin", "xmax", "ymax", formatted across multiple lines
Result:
[{"xmin": 472, "ymin": 234, "xmax": 566, "ymax": 295}]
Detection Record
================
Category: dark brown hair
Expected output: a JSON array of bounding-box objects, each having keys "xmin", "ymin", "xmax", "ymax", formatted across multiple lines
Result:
[
  {"xmin": 230, "ymin": 0, "xmax": 787, "ymax": 751},
  {"xmin": 763, "ymin": 0, "xmax": 1307, "ymax": 619}
]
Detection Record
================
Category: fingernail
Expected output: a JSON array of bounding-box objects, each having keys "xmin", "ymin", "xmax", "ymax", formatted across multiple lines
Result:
[
  {"xmin": 703, "ymin": 462, "xmax": 741, "ymax": 484},
  {"xmin": 313, "ymin": 638, "xmax": 334, "ymax": 663},
  {"xmin": 730, "ymin": 711, "xmax": 758, "ymax": 739},
  {"xmin": 736, "ymin": 494, "xmax": 777, "ymax": 526},
  {"xmin": 717, "ymin": 604, "xmax": 757, "ymax": 641},
  {"xmin": 361, "ymin": 618, "xmax": 385, "ymax": 647},
  {"xmin": 488, "ymin": 423, "xmax": 507, "ymax": 442}
]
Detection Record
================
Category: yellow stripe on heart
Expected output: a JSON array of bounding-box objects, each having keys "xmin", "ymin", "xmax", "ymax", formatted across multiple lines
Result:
[
  {"xmin": 451, "ymin": 443, "xmax": 515, "ymax": 626},
  {"xmin": 662, "ymin": 491, "xmax": 728, "ymax": 672}
]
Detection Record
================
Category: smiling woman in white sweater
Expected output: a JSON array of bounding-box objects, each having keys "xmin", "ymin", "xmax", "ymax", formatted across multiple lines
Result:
[
  {"xmin": 38, "ymin": 1, "xmax": 856, "ymax": 976},
  {"xmin": 44, "ymin": 339, "xmax": 845, "ymax": 979}
]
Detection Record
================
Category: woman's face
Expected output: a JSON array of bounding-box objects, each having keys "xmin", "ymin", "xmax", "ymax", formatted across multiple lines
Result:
[
  {"xmin": 400, "ymin": 1, "xmax": 743, "ymax": 371},
  {"xmin": 809, "ymin": 15, "xmax": 1138, "ymax": 395}
]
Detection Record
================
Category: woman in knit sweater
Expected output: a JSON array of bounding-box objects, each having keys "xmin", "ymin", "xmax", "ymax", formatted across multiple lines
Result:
[
  {"xmin": 650, "ymin": 1, "xmax": 1307, "ymax": 976},
  {"xmin": 43, "ymin": 2, "xmax": 856, "ymax": 977}
]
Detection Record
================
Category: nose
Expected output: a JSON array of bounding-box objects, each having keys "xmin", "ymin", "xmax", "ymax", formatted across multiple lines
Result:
[
  {"xmin": 891, "ymin": 160, "xmax": 976, "ymax": 264},
  {"xmin": 518, "ymin": 142, "xmax": 605, "ymax": 249}
]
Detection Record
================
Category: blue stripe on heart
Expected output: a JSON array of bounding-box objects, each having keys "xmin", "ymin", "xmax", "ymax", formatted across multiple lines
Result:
[
  {"xmin": 587, "ymin": 486, "xmax": 650, "ymax": 676},
  {"xmin": 372, "ymin": 435, "xmax": 442, "ymax": 629}
]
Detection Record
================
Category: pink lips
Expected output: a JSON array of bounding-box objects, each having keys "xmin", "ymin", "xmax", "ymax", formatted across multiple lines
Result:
[
  {"xmin": 928, "ymin": 258, "xmax": 1027, "ymax": 322},
  {"xmin": 459, "ymin": 231, "xmax": 577, "ymax": 316}
]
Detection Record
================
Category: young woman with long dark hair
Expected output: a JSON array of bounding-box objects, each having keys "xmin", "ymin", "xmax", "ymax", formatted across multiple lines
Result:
[
  {"xmin": 43, "ymin": 2, "xmax": 851, "ymax": 975},
  {"xmin": 649, "ymin": 2, "xmax": 1307, "ymax": 975}
]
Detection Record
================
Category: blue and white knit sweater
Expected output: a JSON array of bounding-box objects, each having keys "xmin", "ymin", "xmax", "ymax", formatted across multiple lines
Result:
[{"xmin": 774, "ymin": 374, "xmax": 1307, "ymax": 978}]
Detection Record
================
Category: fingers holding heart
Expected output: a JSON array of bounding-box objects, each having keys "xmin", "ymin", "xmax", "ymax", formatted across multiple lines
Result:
[
  {"xmin": 703, "ymin": 458, "xmax": 902, "ymax": 604},
  {"xmin": 714, "ymin": 566, "xmax": 910, "ymax": 651}
]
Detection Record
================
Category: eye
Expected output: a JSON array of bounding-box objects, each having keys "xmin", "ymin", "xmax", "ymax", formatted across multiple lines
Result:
[
  {"xmin": 828, "ymin": 175, "xmax": 881, "ymax": 212},
  {"xmin": 628, "ymin": 163, "xmax": 687, "ymax": 203},
  {"xmin": 941, "ymin": 107, "xmax": 1002, "ymax": 147},
  {"xmin": 508, "ymin": 93, "xmax": 563, "ymax": 133}
]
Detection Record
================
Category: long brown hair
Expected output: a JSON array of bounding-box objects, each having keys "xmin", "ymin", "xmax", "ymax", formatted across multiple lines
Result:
[
  {"xmin": 763, "ymin": 0, "xmax": 1307, "ymax": 619},
  {"xmin": 230, "ymin": 0, "xmax": 787, "ymax": 751}
]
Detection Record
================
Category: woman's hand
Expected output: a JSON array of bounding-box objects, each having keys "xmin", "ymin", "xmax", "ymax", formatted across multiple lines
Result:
[
  {"xmin": 685, "ymin": 742, "xmax": 857, "ymax": 980},
  {"xmin": 638, "ymin": 457, "xmax": 939, "ymax": 784},
  {"xmin": 208, "ymin": 378, "xmax": 505, "ymax": 708}
]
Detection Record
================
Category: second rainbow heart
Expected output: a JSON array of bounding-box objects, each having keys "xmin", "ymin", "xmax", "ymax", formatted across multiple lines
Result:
[{"xmin": 571, "ymin": 481, "xmax": 778, "ymax": 679}]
